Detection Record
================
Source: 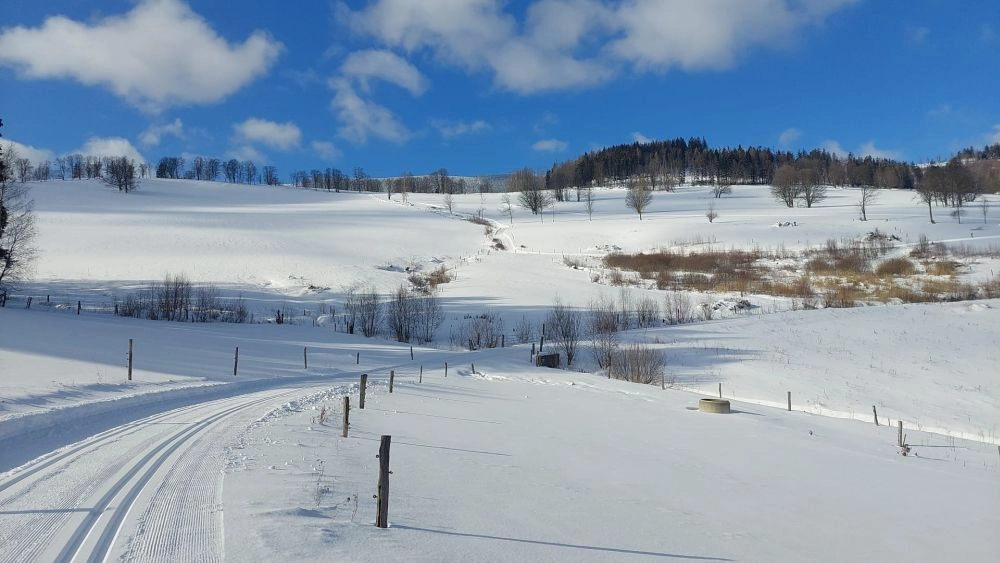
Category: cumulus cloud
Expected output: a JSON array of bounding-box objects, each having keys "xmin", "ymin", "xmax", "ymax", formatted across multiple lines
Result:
[
  {"xmin": 821, "ymin": 140, "xmax": 847, "ymax": 158},
  {"xmin": 432, "ymin": 119, "xmax": 492, "ymax": 139},
  {"xmin": 858, "ymin": 141, "xmax": 901, "ymax": 160},
  {"xmin": 778, "ymin": 128, "xmax": 801, "ymax": 147},
  {"xmin": 343, "ymin": 0, "xmax": 858, "ymax": 93},
  {"xmin": 140, "ymin": 118, "xmax": 184, "ymax": 146},
  {"xmin": 74, "ymin": 137, "xmax": 146, "ymax": 163},
  {"xmin": 0, "ymin": 0, "xmax": 282, "ymax": 110},
  {"xmin": 821, "ymin": 139, "xmax": 901, "ymax": 160},
  {"xmin": 533, "ymin": 138, "xmax": 568, "ymax": 152},
  {"xmin": 341, "ymin": 49, "xmax": 429, "ymax": 96},
  {"xmin": 329, "ymin": 78, "xmax": 410, "ymax": 144},
  {"xmin": 312, "ymin": 140, "xmax": 342, "ymax": 161},
  {"xmin": 226, "ymin": 145, "xmax": 266, "ymax": 163},
  {"xmin": 233, "ymin": 118, "xmax": 302, "ymax": 151},
  {"xmin": 2, "ymin": 139, "xmax": 55, "ymax": 164}
]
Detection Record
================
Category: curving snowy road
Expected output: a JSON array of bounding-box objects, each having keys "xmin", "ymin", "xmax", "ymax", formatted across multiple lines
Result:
[{"xmin": 0, "ymin": 386, "xmax": 322, "ymax": 563}]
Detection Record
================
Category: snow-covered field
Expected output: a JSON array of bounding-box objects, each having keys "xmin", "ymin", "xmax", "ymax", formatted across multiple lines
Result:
[{"xmin": 1, "ymin": 178, "xmax": 998, "ymax": 561}]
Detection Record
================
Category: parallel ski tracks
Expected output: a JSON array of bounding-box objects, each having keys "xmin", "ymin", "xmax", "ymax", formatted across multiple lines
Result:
[{"xmin": 0, "ymin": 387, "xmax": 305, "ymax": 563}]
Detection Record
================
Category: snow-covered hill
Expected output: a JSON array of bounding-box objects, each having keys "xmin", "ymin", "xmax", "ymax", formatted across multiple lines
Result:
[{"xmin": 0, "ymin": 178, "xmax": 997, "ymax": 561}]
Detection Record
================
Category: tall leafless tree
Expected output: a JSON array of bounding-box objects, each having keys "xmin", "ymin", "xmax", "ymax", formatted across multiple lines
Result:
[
  {"xmin": 858, "ymin": 185, "xmax": 878, "ymax": 221},
  {"xmin": 771, "ymin": 164, "xmax": 801, "ymax": 207},
  {"xmin": 0, "ymin": 132, "xmax": 38, "ymax": 293},
  {"xmin": 625, "ymin": 177, "xmax": 653, "ymax": 220},
  {"xmin": 104, "ymin": 156, "xmax": 139, "ymax": 193},
  {"xmin": 547, "ymin": 298, "xmax": 583, "ymax": 366}
]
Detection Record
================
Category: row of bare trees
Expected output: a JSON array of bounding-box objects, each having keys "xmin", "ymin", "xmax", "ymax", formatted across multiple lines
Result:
[{"xmin": 343, "ymin": 282, "xmax": 445, "ymax": 343}]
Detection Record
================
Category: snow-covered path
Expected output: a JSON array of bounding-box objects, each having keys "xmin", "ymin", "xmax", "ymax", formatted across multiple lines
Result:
[{"xmin": 0, "ymin": 385, "xmax": 329, "ymax": 563}]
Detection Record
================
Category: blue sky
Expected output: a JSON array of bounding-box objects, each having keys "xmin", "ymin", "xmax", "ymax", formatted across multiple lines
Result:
[{"xmin": 1, "ymin": 0, "xmax": 998, "ymax": 178}]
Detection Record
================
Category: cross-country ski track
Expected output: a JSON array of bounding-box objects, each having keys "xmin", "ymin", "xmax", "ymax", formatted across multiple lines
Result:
[{"xmin": 0, "ymin": 384, "xmax": 339, "ymax": 563}]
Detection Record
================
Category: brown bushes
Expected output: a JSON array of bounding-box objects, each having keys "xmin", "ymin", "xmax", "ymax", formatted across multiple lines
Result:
[{"xmin": 876, "ymin": 258, "xmax": 916, "ymax": 277}]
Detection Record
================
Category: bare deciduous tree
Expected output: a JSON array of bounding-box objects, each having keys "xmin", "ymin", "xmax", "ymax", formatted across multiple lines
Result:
[
  {"xmin": 858, "ymin": 185, "xmax": 879, "ymax": 221},
  {"xmin": 414, "ymin": 291, "xmax": 444, "ymax": 343},
  {"xmin": 609, "ymin": 343, "xmax": 665, "ymax": 385},
  {"xmin": 635, "ymin": 295, "xmax": 660, "ymax": 328},
  {"xmin": 706, "ymin": 201, "xmax": 718, "ymax": 223},
  {"xmin": 442, "ymin": 192, "xmax": 454, "ymax": 213},
  {"xmin": 797, "ymin": 167, "xmax": 827, "ymax": 208},
  {"xmin": 712, "ymin": 183, "xmax": 732, "ymax": 198},
  {"xmin": 511, "ymin": 168, "xmax": 550, "ymax": 216},
  {"xmin": 15, "ymin": 158, "xmax": 32, "ymax": 183},
  {"xmin": 0, "ymin": 133, "xmax": 38, "ymax": 292},
  {"xmin": 625, "ymin": 177, "xmax": 653, "ymax": 220},
  {"xmin": 385, "ymin": 284, "xmax": 417, "ymax": 342},
  {"xmin": 499, "ymin": 193, "xmax": 514, "ymax": 224},
  {"xmin": 547, "ymin": 298, "xmax": 583, "ymax": 366},
  {"xmin": 582, "ymin": 186, "xmax": 595, "ymax": 220},
  {"xmin": 771, "ymin": 164, "xmax": 801, "ymax": 208},
  {"xmin": 589, "ymin": 295, "xmax": 618, "ymax": 371},
  {"xmin": 104, "ymin": 156, "xmax": 139, "ymax": 193},
  {"xmin": 981, "ymin": 198, "xmax": 990, "ymax": 225},
  {"xmin": 262, "ymin": 165, "xmax": 280, "ymax": 186}
]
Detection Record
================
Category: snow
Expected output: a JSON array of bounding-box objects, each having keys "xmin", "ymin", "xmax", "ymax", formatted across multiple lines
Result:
[{"xmin": 1, "ymin": 178, "xmax": 998, "ymax": 561}]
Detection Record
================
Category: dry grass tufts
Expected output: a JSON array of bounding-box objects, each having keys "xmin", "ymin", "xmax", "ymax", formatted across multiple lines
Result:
[
  {"xmin": 925, "ymin": 261, "xmax": 959, "ymax": 276},
  {"xmin": 876, "ymin": 258, "xmax": 916, "ymax": 277}
]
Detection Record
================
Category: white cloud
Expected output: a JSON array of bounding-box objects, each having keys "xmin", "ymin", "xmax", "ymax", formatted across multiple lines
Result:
[
  {"xmin": 858, "ymin": 141, "xmax": 901, "ymax": 160},
  {"xmin": 821, "ymin": 140, "xmax": 847, "ymax": 158},
  {"xmin": 329, "ymin": 79, "xmax": 410, "ymax": 144},
  {"xmin": 2, "ymin": 139, "xmax": 55, "ymax": 164},
  {"xmin": 821, "ymin": 139, "xmax": 902, "ymax": 160},
  {"xmin": 432, "ymin": 120, "xmax": 492, "ymax": 139},
  {"xmin": 533, "ymin": 138, "xmax": 568, "ymax": 152},
  {"xmin": 74, "ymin": 137, "xmax": 146, "ymax": 163},
  {"xmin": 341, "ymin": 49, "xmax": 429, "ymax": 96},
  {"xmin": 226, "ymin": 145, "xmax": 266, "ymax": 163},
  {"xmin": 632, "ymin": 132, "xmax": 652, "ymax": 144},
  {"xmin": 140, "ymin": 118, "xmax": 184, "ymax": 146},
  {"xmin": 0, "ymin": 0, "xmax": 282, "ymax": 110},
  {"xmin": 778, "ymin": 127, "xmax": 801, "ymax": 147},
  {"xmin": 987, "ymin": 124, "xmax": 1000, "ymax": 144},
  {"xmin": 233, "ymin": 118, "xmax": 302, "ymax": 151},
  {"xmin": 312, "ymin": 140, "xmax": 342, "ymax": 161},
  {"xmin": 344, "ymin": 0, "xmax": 857, "ymax": 93}
]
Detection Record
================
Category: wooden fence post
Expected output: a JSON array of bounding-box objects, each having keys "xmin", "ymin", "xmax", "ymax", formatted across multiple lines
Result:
[
  {"xmin": 127, "ymin": 339, "xmax": 133, "ymax": 381},
  {"xmin": 26, "ymin": 296, "xmax": 32, "ymax": 309},
  {"xmin": 342, "ymin": 396, "xmax": 350, "ymax": 438},
  {"xmin": 389, "ymin": 370, "xmax": 395, "ymax": 393},
  {"xmin": 375, "ymin": 435, "xmax": 391, "ymax": 528},
  {"xmin": 360, "ymin": 374, "xmax": 368, "ymax": 409},
  {"xmin": 897, "ymin": 420, "xmax": 903, "ymax": 447},
  {"xmin": 787, "ymin": 391, "xmax": 791, "ymax": 412},
  {"xmin": 410, "ymin": 346, "xmax": 413, "ymax": 360},
  {"xmin": 445, "ymin": 362, "xmax": 448, "ymax": 377},
  {"xmin": 419, "ymin": 365, "xmax": 423, "ymax": 383},
  {"xmin": 233, "ymin": 346, "xmax": 239, "ymax": 376},
  {"xmin": 304, "ymin": 346, "xmax": 308, "ymax": 369},
  {"xmin": 530, "ymin": 342, "xmax": 535, "ymax": 361},
  {"xmin": 356, "ymin": 352, "xmax": 360, "ymax": 365},
  {"xmin": 718, "ymin": 383, "xmax": 722, "ymax": 398},
  {"xmin": 77, "ymin": 301, "xmax": 81, "ymax": 315},
  {"xmin": 872, "ymin": 405, "xmax": 879, "ymax": 426},
  {"xmin": 471, "ymin": 363, "xmax": 475, "ymax": 374},
  {"xmin": 501, "ymin": 334, "xmax": 505, "ymax": 348}
]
